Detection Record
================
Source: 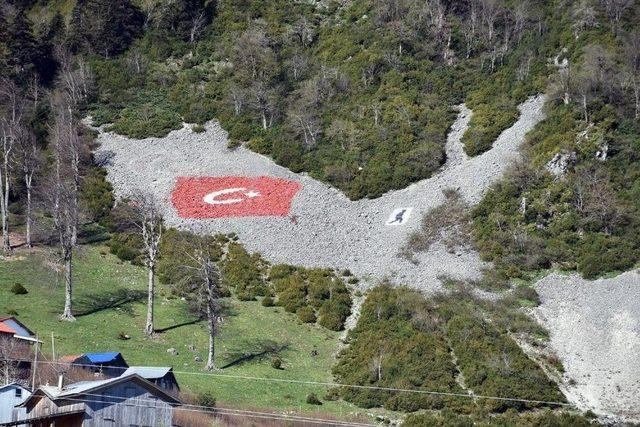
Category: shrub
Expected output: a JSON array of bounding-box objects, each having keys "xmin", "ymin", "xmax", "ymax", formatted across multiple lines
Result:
[
  {"xmin": 261, "ymin": 296, "xmax": 274, "ymax": 307},
  {"xmin": 236, "ymin": 292, "xmax": 255, "ymax": 301},
  {"xmin": 270, "ymin": 357, "xmax": 282, "ymax": 370},
  {"xmin": 306, "ymin": 393, "xmax": 322, "ymax": 405},
  {"xmin": 512, "ymin": 285, "xmax": 541, "ymax": 307},
  {"xmin": 196, "ymin": 392, "xmax": 216, "ymax": 408},
  {"xmin": 81, "ymin": 167, "xmax": 115, "ymax": 223},
  {"xmin": 192, "ymin": 124, "xmax": 206, "ymax": 133},
  {"xmin": 109, "ymin": 103, "xmax": 182, "ymax": 139},
  {"xmin": 227, "ymin": 138, "xmax": 241, "ymax": 150},
  {"xmin": 317, "ymin": 296, "xmax": 351, "ymax": 331},
  {"xmin": 109, "ymin": 232, "xmax": 144, "ymax": 264},
  {"xmin": 297, "ymin": 306, "xmax": 316, "ymax": 323},
  {"xmin": 10, "ymin": 283, "xmax": 28, "ymax": 295}
]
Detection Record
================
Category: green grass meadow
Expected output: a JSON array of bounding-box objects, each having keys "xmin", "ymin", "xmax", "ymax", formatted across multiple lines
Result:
[{"xmin": 0, "ymin": 245, "xmax": 375, "ymax": 420}]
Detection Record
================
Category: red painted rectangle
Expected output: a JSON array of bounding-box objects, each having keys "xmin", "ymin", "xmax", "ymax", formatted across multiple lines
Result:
[{"xmin": 171, "ymin": 176, "xmax": 301, "ymax": 219}]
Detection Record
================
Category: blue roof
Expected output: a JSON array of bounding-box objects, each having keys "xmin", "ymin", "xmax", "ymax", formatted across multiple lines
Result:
[{"xmin": 83, "ymin": 352, "xmax": 122, "ymax": 363}]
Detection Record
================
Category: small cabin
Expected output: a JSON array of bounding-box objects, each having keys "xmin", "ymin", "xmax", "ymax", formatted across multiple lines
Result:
[
  {"xmin": 121, "ymin": 367, "xmax": 180, "ymax": 395},
  {"xmin": 8, "ymin": 374, "xmax": 181, "ymax": 427},
  {"xmin": 72, "ymin": 352, "xmax": 129, "ymax": 378},
  {"xmin": 0, "ymin": 383, "xmax": 31, "ymax": 425}
]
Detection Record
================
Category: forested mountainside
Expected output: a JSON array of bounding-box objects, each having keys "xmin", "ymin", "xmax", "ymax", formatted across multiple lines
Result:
[
  {"xmin": 2, "ymin": 0, "xmax": 638, "ymax": 282},
  {"xmin": 0, "ymin": 0, "xmax": 639, "ymax": 425}
]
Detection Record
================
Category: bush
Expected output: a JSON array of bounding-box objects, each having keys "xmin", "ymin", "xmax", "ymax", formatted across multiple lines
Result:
[
  {"xmin": 236, "ymin": 292, "xmax": 255, "ymax": 301},
  {"xmin": 297, "ymin": 306, "xmax": 316, "ymax": 323},
  {"xmin": 306, "ymin": 393, "xmax": 322, "ymax": 405},
  {"xmin": 109, "ymin": 232, "xmax": 144, "ymax": 264},
  {"xmin": 261, "ymin": 296, "xmax": 274, "ymax": 307},
  {"xmin": 81, "ymin": 167, "xmax": 115, "ymax": 223},
  {"xmin": 317, "ymin": 296, "xmax": 351, "ymax": 331},
  {"xmin": 512, "ymin": 285, "xmax": 541, "ymax": 307},
  {"xmin": 270, "ymin": 357, "xmax": 282, "ymax": 370},
  {"xmin": 10, "ymin": 283, "xmax": 28, "ymax": 295},
  {"xmin": 192, "ymin": 124, "xmax": 206, "ymax": 133},
  {"xmin": 109, "ymin": 103, "xmax": 182, "ymax": 139},
  {"xmin": 196, "ymin": 392, "xmax": 216, "ymax": 408}
]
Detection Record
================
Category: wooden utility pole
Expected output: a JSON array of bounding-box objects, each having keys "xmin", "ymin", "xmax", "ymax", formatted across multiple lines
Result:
[
  {"xmin": 51, "ymin": 332, "xmax": 56, "ymax": 361},
  {"xmin": 31, "ymin": 335, "xmax": 39, "ymax": 389}
]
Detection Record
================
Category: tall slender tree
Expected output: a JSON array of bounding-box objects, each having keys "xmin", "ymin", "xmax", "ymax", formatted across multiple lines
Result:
[
  {"xmin": 130, "ymin": 192, "xmax": 163, "ymax": 336},
  {"xmin": 0, "ymin": 77, "xmax": 27, "ymax": 253},
  {"xmin": 49, "ymin": 92, "xmax": 83, "ymax": 321}
]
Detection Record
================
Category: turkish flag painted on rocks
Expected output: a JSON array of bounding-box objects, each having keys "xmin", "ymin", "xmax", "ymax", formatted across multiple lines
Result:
[{"xmin": 171, "ymin": 176, "xmax": 302, "ymax": 219}]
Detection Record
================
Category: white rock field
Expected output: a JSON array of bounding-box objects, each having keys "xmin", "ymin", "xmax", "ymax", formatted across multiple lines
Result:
[{"xmin": 94, "ymin": 95, "xmax": 545, "ymax": 292}]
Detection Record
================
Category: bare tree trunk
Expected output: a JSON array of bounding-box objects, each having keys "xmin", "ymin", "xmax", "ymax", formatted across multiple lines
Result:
[
  {"xmin": 0, "ymin": 143, "xmax": 10, "ymax": 253},
  {"xmin": 145, "ymin": 263, "xmax": 155, "ymax": 335},
  {"xmin": 60, "ymin": 246, "xmax": 75, "ymax": 321},
  {"xmin": 25, "ymin": 174, "xmax": 32, "ymax": 248},
  {"xmin": 205, "ymin": 275, "xmax": 216, "ymax": 370}
]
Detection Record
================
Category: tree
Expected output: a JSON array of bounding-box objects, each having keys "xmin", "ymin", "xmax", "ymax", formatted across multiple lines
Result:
[
  {"xmin": 600, "ymin": 0, "xmax": 633, "ymax": 35},
  {"xmin": 187, "ymin": 238, "xmax": 224, "ymax": 370},
  {"xmin": 49, "ymin": 92, "xmax": 84, "ymax": 321},
  {"xmin": 144, "ymin": 0, "xmax": 216, "ymax": 43},
  {"xmin": 130, "ymin": 192, "xmax": 163, "ymax": 336},
  {"xmin": 68, "ymin": 0, "xmax": 144, "ymax": 58},
  {"xmin": 620, "ymin": 31, "xmax": 640, "ymax": 118},
  {"xmin": 0, "ymin": 77, "xmax": 27, "ymax": 253},
  {"xmin": 15, "ymin": 125, "xmax": 40, "ymax": 248},
  {"xmin": 157, "ymin": 231, "xmax": 226, "ymax": 370}
]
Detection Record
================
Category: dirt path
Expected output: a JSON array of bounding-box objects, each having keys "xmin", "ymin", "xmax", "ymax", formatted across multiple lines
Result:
[{"xmin": 94, "ymin": 95, "xmax": 545, "ymax": 292}]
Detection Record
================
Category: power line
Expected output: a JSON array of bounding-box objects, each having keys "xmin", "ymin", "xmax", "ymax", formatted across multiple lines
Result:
[{"xmin": 13, "ymin": 358, "xmax": 572, "ymax": 407}]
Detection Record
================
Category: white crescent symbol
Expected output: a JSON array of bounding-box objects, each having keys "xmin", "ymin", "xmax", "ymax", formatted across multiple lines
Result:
[{"xmin": 203, "ymin": 187, "xmax": 261, "ymax": 205}]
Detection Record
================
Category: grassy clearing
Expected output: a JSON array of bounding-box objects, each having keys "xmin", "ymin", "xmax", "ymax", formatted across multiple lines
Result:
[{"xmin": 0, "ymin": 245, "xmax": 374, "ymax": 419}]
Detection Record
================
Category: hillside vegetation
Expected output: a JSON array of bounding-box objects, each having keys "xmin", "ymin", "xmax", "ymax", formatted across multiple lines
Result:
[
  {"xmin": 8, "ymin": 0, "xmax": 548, "ymax": 198},
  {"xmin": 0, "ymin": 245, "xmax": 365, "ymax": 417}
]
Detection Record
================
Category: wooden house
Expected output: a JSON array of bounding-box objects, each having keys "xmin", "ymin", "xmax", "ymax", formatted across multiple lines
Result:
[
  {"xmin": 120, "ymin": 367, "xmax": 180, "ymax": 395},
  {"xmin": 0, "ymin": 384, "xmax": 31, "ymax": 425},
  {"xmin": 2, "ymin": 374, "xmax": 181, "ymax": 427}
]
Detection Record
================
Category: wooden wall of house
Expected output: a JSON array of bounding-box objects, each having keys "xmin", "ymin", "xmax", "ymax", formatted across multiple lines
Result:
[
  {"xmin": 27, "ymin": 396, "xmax": 85, "ymax": 420},
  {"xmin": 83, "ymin": 382, "xmax": 173, "ymax": 427}
]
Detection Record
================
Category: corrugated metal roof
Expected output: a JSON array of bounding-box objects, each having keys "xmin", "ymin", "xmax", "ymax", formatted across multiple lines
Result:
[
  {"xmin": 0, "ymin": 323, "xmax": 15, "ymax": 334},
  {"xmin": 121, "ymin": 366, "xmax": 172, "ymax": 379},
  {"xmin": 83, "ymin": 352, "xmax": 122, "ymax": 363},
  {"xmin": 21, "ymin": 374, "xmax": 182, "ymax": 407}
]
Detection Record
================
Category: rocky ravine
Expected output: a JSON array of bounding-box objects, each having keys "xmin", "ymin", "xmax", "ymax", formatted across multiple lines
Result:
[{"xmin": 95, "ymin": 94, "xmax": 546, "ymax": 292}]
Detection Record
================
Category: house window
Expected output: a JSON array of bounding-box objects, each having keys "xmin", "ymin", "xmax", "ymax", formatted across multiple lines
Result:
[{"xmin": 15, "ymin": 388, "xmax": 22, "ymax": 398}]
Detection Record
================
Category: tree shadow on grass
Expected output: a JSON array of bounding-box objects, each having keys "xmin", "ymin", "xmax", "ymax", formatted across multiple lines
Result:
[
  {"xmin": 219, "ymin": 339, "xmax": 290, "ymax": 369},
  {"xmin": 75, "ymin": 288, "xmax": 146, "ymax": 317},
  {"xmin": 155, "ymin": 317, "xmax": 203, "ymax": 333}
]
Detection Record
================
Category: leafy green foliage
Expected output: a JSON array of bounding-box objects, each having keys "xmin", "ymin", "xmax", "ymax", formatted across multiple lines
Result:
[
  {"xmin": 107, "ymin": 103, "xmax": 183, "ymax": 138},
  {"xmin": 273, "ymin": 267, "xmax": 352, "ymax": 331},
  {"xmin": 81, "ymin": 166, "xmax": 115, "ymax": 224},
  {"xmin": 86, "ymin": 0, "xmax": 550, "ymax": 199},
  {"xmin": 403, "ymin": 409, "xmax": 596, "ymax": 427},
  {"xmin": 334, "ymin": 285, "xmax": 563, "ymax": 414}
]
